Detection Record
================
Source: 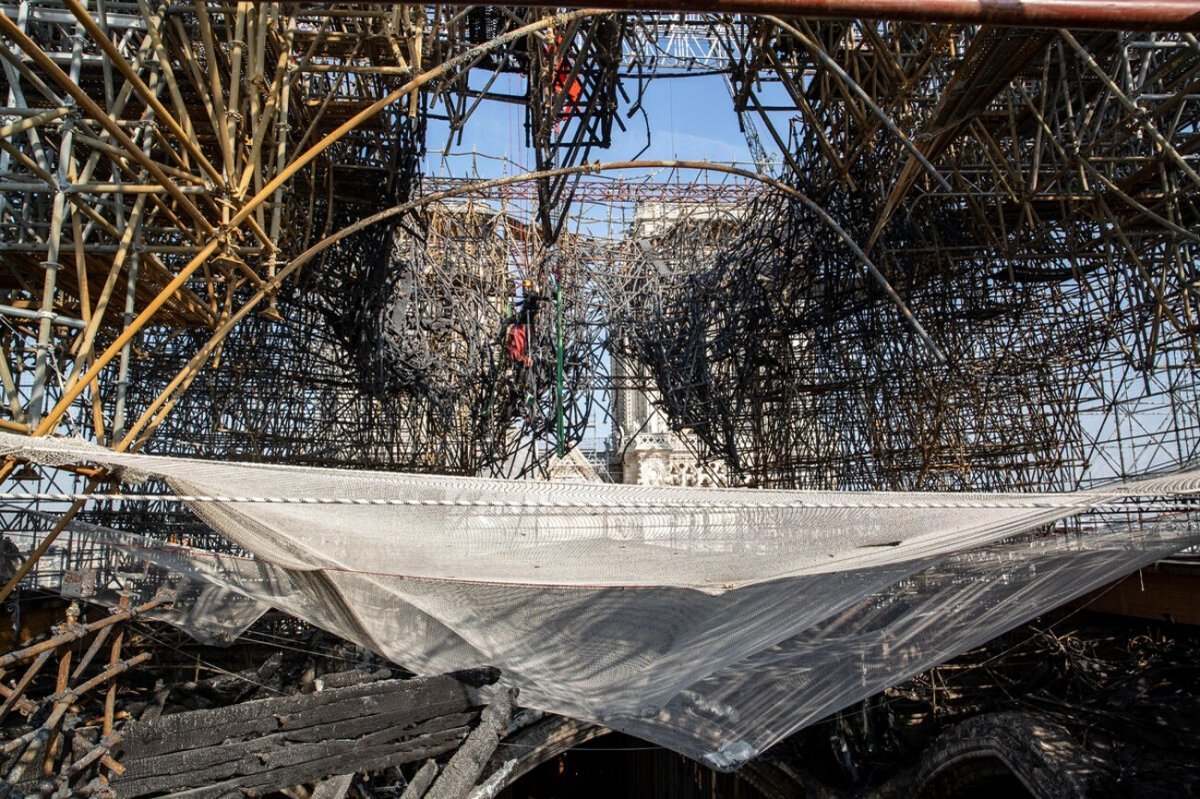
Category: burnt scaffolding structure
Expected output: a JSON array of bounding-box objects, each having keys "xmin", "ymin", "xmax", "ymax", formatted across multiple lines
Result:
[
  {"xmin": 0, "ymin": 2, "xmax": 1198, "ymax": 787},
  {"xmin": 604, "ymin": 21, "xmax": 1200, "ymax": 491},
  {"xmin": 0, "ymin": 5, "xmax": 1192, "ymax": 536}
]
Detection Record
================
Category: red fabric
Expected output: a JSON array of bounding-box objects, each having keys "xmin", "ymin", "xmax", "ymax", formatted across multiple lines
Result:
[
  {"xmin": 506, "ymin": 324, "xmax": 532, "ymax": 367},
  {"xmin": 548, "ymin": 34, "xmax": 583, "ymax": 120},
  {"xmin": 554, "ymin": 65, "xmax": 582, "ymax": 116}
]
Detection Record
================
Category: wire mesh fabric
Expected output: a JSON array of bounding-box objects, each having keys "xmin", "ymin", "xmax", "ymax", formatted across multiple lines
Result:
[{"xmin": 2, "ymin": 432, "xmax": 1198, "ymax": 768}]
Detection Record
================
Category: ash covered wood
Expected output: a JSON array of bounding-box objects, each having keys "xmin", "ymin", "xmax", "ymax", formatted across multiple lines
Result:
[{"xmin": 111, "ymin": 673, "xmax": 494, "ymax": 797}]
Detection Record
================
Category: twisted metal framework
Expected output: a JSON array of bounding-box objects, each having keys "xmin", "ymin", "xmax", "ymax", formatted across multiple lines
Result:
[
  {"xmin": 0, "ymin": 7, "xmax": 1196, "ymax": 581},
  {"xmin": 613, "ymin": 22, "xmax": 1200, "ymax": 489},
  {"xmin": 0, "ymin": 3, "xmax": 1198, "ymax": 789}
]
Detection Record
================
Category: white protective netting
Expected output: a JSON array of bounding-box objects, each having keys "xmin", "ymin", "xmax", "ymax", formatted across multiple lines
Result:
[{"xmin": 2, "ymin": 432, "xmax": 1199, "ymax": 768}]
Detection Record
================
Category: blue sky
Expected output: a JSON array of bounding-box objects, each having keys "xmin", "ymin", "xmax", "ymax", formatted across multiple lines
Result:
[{"xmin": 422, "ymin": 73, "xmax": 773, "ymax": 179}]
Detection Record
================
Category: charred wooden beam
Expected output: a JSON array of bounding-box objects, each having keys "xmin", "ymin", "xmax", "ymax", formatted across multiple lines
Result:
[
  {"xmin": 309, "ymin": 773, "xmax": 354, "ymax": 799},
  {"xmin": 481, "ymin": 715, "xmax": 607, "ymax": 789},
  {"xmin": 400, "ymin": 760, "xmax": 440, "ymax": 799},
  {"xmin": 425, "ymin": 688, "xmax": 515, "ymax": 799},
  {"xmin": 111, "ymin": 674, "xmax": 495, "ymax": 798}
]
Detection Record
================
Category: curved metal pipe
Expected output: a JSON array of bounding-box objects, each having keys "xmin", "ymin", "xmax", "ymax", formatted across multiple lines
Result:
[{"xmin": 511, "ymin": 0, "xmax": 1200, "ymax": 31}]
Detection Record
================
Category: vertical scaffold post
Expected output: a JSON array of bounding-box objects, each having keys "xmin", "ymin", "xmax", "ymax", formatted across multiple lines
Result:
[{"xmin": 555, "ymin": 273, "xmax": 565, "ymax": 458}]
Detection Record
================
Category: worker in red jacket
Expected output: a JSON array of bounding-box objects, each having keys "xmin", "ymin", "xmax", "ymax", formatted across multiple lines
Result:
[{"xmin": 501, "ymin": 280, "xmax": 546, "ymax": 368}]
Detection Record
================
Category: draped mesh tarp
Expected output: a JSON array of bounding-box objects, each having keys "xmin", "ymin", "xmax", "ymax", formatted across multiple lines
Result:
[{"xmin": 2, "ymin": 432, "xmax": 1198, "ymax": 768}]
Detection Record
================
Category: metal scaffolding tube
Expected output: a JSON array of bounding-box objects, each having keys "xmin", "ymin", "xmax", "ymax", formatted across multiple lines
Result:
[{"xmin": 509, "ymin": 0, "xmax": 1200, "ymax": 31}]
